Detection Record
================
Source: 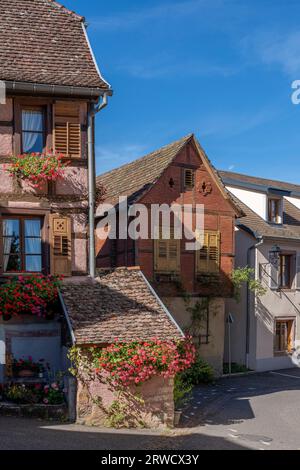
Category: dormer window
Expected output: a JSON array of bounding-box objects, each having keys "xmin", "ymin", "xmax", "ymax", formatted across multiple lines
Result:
[{"xmin": 268, "ymin": 197, "xmax": 282, "ymax": 224}]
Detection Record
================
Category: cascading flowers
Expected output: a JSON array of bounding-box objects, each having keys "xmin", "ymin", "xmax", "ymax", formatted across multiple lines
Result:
[
  {"xmin": 92, "ymin": 336, "xmax": 196, "ymax": 387},
  {"xmin": 7, "ymin": 151, "xmax": 68, "ymax": 188},
  {"xmin": 0, "ymin": 275, "xmax": 63, "ymax": 318}
]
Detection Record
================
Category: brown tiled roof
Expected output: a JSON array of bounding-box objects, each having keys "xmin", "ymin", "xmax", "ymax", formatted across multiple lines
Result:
[
  {"xmin": 219, "ymin": 170, "xmax": 300, "ymax": 195},
  {"xmin": 97, "ymin": 134, "xmax": 243, "ymax": 216},
  {"xmin": 0, "ymin": 0, "xmax": 109, "ymax": 89},
  {"xmin": 97, "ymin": 134, "xmax": 193, "ymax": 206},
  {"xmin": 230, "ymin": 194, "xmax": 300, "ymax": 241},
  {"xmin": 218, "ymin": 170, "xmax": 300, "ymax": 240},
  {"xmin": 61, "ymin": 268, "xmax": 183, "ymax": 345}
]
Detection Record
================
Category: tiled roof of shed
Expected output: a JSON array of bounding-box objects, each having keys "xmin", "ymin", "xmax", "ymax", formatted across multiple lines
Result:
[
  {"xmin": 0, "ymin": 0, "xmax": 109, "ymax": 89},
  {"xmin": 61, "ymin": 268, "xmax": 183, "ymax": 345}
]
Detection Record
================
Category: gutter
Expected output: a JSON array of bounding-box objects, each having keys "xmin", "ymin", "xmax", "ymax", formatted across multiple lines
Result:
[
  {"xmin": 58, "ymin": 290, "xmax": 76, "ymax": 346},
  {"xmin": 87, "ymin": 93, "xmax": 109, "ymax": 278},
  {"xmin": 246, "ymin": 235, "xmax": 263, "ymax": 369},
  {"xmin": 4, "ymin": 80, "xmax": 112, "ymax": 99}
]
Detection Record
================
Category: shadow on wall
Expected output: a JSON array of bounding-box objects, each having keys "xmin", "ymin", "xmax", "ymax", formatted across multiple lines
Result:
[{"xmin": 256, "ymin": 298, "xmax": 275, "ymax": 334}]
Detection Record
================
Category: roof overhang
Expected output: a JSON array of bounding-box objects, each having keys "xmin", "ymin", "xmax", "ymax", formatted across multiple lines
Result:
[{"xmin": 4, "ymin": 80, "xmax": 113, "ymax": 99}]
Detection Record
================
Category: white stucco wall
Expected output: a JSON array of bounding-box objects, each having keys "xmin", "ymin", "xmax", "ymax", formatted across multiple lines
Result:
[
  {"xmin": 285, "ymin": 196, "xmax": 300, "ymax": 211},
  {"xmin": 227, "ymin": 186, "xmax": 267, "ymax": 220},
  {"xmin": 226, "ymin": 231, "xmax": 300, "ymax": 372}
]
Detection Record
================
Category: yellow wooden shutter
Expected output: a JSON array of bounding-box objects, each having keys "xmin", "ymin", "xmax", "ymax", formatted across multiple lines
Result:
[
  {"xmin": 50, "ymin": 214, "xmax": 72, "ymax": 277},
  {"xmin": 197, "ymin": 231, "xmax": 220, "ymax": 273},
  {"xmin": 54, "ymin": 102, "xmax": 81, "ymax": 158},
  {"xmin": 154, "ymin": 226, "xmax": 180, "ymax": 273},
  {"xmin": 208, "ymin": 232, "xmax": 220, "ymax": 272},
  {"xmin": 198, "ymin": 232, "xmax": 209, "ymax": 272}
]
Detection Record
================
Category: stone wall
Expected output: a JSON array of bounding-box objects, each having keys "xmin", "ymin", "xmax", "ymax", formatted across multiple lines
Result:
[{"xmin": 76, "ymin": 374, "xmax": 175, "ymax": 429}]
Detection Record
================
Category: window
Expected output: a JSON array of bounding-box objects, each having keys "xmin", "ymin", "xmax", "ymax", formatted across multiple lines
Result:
[
  {"xmin": 2, "ymin": 217, "xmax": 42, "ymax": 273},
  {"xmin": 21, "ymin": 108, "xmax": 45, "ymax": 154},
  {"xmin": 154, "ymin": 226, "xmax": 180, "ymax": 273},
  {"xmin": 54, "ymin": 101, "xmax": 81, "ymax": 158},
  {"xmin": 184, "ymin": 169, "xmax": 195, "ymax": 190},
  {"xmin": 275, "ymin": 319, "xmax": 294, "ymax": 354},
  {"xmin": 196, "ymin": 231, "xmax": 220, "ymax": 273},
  {"xmin": 279, "ymin": 254, "xmax": 292, "ymax": 288},
  {"xmin": 268, "ymin": 198, "xmax": 282, "ymax": 224}
]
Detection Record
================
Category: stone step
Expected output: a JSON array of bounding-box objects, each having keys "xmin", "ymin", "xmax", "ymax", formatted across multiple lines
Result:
[{"xmin": 0, "ymin": 402, "xmax": 68, "ymax": 421}]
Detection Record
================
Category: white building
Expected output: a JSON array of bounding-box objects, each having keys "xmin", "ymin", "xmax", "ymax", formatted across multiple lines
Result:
[{"xmin": 220, "ymin": 171, "xmax": 300, "ymax": 372}]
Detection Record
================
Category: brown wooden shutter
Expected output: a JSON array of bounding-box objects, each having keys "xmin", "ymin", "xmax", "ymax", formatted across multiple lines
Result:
[
  {"xmin": 50, "ymin": 214, "xmax": 72, "ymax": 277},
  {"xmin": 54, "ymin": 102, "xmax": 81, "ymax": 158},
  {"xmin": 184, "ymin": 169, "xmax": 195, "ymax": 189}
]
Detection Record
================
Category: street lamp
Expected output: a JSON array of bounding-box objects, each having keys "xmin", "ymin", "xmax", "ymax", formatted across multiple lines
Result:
[{"xmin": 269, "ymin": 245, "xmax": 281, "ymax": 267}]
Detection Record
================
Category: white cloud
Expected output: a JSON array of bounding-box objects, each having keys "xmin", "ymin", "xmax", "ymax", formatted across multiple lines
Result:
[
  {"xmin": 241, "ymin": 31, "xmax": 300, "ymax": 77},
  {"xmin": 117, "ymin": 55, "xmax": 238, "ymax": 79},
  {"xmin": 197, "ymin": 107, "xmax": 278, "ymax": 138},
  {"xmin": 90, "ymin": 0, "xmax": 222, "ymax": 32}
]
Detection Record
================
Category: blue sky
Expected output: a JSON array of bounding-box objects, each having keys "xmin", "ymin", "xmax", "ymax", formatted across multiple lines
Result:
[{"xmin": 63, "ymin": 0, "xmax": 300, "ymax": 182}]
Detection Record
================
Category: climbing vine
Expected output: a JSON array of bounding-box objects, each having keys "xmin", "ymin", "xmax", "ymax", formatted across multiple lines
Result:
[{"xmin": 231, "ymin": 266, "xmax": 267, "ymax": 303}]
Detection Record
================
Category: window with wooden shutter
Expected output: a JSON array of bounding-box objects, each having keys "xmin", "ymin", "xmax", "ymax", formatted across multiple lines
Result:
[
  {"xmin": 50, "ymin": 214, "xmax": 72, "ymax": 276},
  {"xmin": 54, "ymin": 101, "xmax": 81, "ymax": 158},
  {"xmin": 196, "ymin": 231, "xmax": 220, "ymax": 273},
  {"xmin": 154, "ymin": 226, "xmax": 180, "ymax": 273},
  {"xmin": 184, "ymin": 169, "xmax": 195, "ymax": 190}
]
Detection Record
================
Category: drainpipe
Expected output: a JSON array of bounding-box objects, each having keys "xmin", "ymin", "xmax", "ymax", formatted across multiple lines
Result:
[
  {"xmin": 87, "ymin": 92, "xmax": 109, "ymax": 278},
  {"xmin": 246, "ymin": 235, "xmax": 263, "ymax": 368}
]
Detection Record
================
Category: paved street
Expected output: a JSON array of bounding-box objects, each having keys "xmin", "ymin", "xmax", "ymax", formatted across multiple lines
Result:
[{"xmin": 1, "ymin": 369, "xmax": 300, "ymax": 450}]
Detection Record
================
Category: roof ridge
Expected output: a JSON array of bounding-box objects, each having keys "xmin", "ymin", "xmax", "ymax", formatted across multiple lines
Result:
[
  {"xmin": 46, "ymin": 0, "xmax": 84, "ymax": 21},
  {"xmin": 97, "ymin": 133, "xmax": 193, "ymax": 181}
]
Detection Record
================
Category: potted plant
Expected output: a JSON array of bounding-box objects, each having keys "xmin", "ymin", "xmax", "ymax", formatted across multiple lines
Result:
[
  {"xmin": 12, "ymin": 357, "xmax": 45, "ymax": 378},
  {"xmin": 6, "ymin": 151, "xmax": 68, "ymax": 189},
  {"xmin": 0, "ymin": 275, "xmax": 62, "ymax": 319}
]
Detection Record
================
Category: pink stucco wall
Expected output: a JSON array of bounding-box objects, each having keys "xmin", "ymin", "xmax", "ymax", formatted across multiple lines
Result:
[
  {"xmin": 0, "ymin": 99, "xmax": 13, "ymax": 156},
  {"xmin": 56, "ymin": 167, "xmax": 88, "ymax": 196},
  {"xmin": 0, "ymin": 164, "xmax": 14, "ymax": 192},
  {"xmin": 76, "ymin": 374, "xmax": 175, "ymax": 429}
]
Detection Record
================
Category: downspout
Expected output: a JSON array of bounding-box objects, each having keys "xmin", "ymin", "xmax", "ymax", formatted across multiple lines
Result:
[
  {"xmin": 246, "ymin": 235, "xmax": 263, "ymax": 368},
  {"xmin": 87, "ymin": 93, "xmax": 109, "ymax": 278}
]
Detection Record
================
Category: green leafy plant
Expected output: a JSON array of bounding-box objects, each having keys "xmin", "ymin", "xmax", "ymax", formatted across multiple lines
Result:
[
  {"xmin": 174, "ymin": 355, "xmax": 214, "ymax": 410},
  {"xmin": 4, "ymin": 384, "xmax": 40, "ymax": 404},
  {"xmin": 3, "ymin": 381, "xmax": 65, "ymax": 405},
  {"xmin": 231, "ymin": 266, "xmax": 267, "ymax": 302},
  {"xmin": 174, "ymin": 374, "xmax": 193, "ymax": 409},
  {"xmin": 180, "ymin": 354, "xmax": 214, "ymax": 386},
  {"xmin": 223, "ymin": 363, "xmax": 251, "ymax": 374}
]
